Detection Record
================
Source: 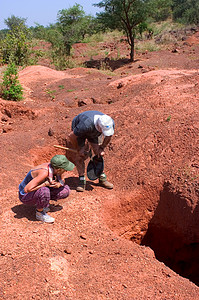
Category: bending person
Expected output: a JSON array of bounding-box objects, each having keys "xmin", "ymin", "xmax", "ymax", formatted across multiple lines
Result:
[{"xmin": 65, "ymin": 110, "xmax": 115, "ymax": 192}]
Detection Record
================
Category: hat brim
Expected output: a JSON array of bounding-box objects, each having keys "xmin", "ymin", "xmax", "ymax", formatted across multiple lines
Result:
[
  {"xmin": 102, "ymin": 127, "xmax": 114, "ymax": 136},
  {"xmin": 63, "ymin": 161, "xmax": 75, "ymax": 171}
]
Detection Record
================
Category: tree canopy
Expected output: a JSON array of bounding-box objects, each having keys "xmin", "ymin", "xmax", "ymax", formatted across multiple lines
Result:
[
  {"xmin": 0, "ymin": 16, "xmax": 32, "ymax": 65},
  {"xmin": 57, "ymin": 4, "xmax": 94, "ymax": 55},
  {"xmin": 95, "ymin": 0, "xmax": 150, "ymax": 61},
  {"xmin": 172, "ymin": 0, "xmax": 199, "ymax": 25},
  {"xmin": 4, "ymin": 15, "xmax": 27, "ymax": 31}
]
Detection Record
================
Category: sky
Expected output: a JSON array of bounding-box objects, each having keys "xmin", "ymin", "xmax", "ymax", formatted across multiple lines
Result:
[{"xmin": 0, "ymin": 0, "xmax": 102, "ymax": 30}]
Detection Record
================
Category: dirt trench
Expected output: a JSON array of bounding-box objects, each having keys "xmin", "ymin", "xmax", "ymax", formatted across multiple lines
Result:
[
  {"xmin": 104, "ymin": 181, "xmax": 199, "ymax": 286},
  {"xmin": 141, "ymin": 182, "xmax": 199, "ymax": 286}
]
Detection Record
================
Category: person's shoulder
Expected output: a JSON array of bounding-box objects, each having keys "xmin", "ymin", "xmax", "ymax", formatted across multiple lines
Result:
[
  {"xmin": 33, "ymin": 163, "xmax": 49, "ymax": 173},
  {"xmin": 39, "ymin": 162, "xmax": 49, "ymax": 168}
]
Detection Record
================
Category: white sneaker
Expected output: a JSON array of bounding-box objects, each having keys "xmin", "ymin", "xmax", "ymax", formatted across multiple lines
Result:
[{"xmin": 36, "ymin": 211, "xmax": 55, "ymax": 223}]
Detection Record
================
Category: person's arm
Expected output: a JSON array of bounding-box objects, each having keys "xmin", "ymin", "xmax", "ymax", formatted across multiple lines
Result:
[
  {"xmin": 24, "ymin": 170, "xmax": 49, "ymax": 193},
  {"xmin": 98, "ymin": 136, "xmax": 112, "ymax": 156},
  {"xmin": 100, "ymin": 136, "xmax": 112, "ymax": 149}
]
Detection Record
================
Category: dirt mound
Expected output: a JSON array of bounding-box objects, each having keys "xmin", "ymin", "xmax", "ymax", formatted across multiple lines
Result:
[
  {"xmin": 184, "ymin": 31, "xmax": 199, "ymax": 45},
  {"xmin": 0, "ymin": 34, "xmax": 199, "ymax": 299}
]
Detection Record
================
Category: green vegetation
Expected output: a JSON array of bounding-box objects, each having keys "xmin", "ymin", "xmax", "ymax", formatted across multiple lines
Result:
[
  {"xmin": 45, "ymin": 89, "xmax": 56, "ymax": 100},
  {"xmin": 172, "ymin": 0, "xmax": 199, "ymax": 25},
  {"xmin": 67, "ymin": 89, "xmax": 75, "ymax": 92},
  {"xmin": 0, "ymin": 2, "xmax": 198, "ymax": 70},
  {"xmin": 135, "ymin": 40, "xmax": 160, "ymax": 52},
  {"xmin": 57, "ymin": 4, "xmax": 94, "ymax": 56},
  {"xmin": 0, "ymin": 63, "xmax": 23, "ymax": 101},
  {"xmin": 0, "ymin": 15, "xmax": 37, "ymax": 66},
  {"xmin": 94, "ymin": 0, "xmax": 150, "ymax": 61},
  {"xmin": 148, "ymin": 0, "xmax": 172, "ymax": 22},
  {"xmin": 166, "ymin": 115, "xmax": 171, "ymax": 122}
]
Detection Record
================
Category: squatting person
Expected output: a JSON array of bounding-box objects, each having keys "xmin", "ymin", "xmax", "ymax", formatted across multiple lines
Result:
[{"xmin": 18, "ymin": 155, "xmax": 74, "ymax": 223}]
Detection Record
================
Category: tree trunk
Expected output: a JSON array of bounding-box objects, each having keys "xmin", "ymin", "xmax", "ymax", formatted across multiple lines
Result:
[
  {"xmin": 129, "ymin": 35, "xmax": 135, "ymax": 62},
  {"xmin": 65, "ymin": 43, "xmax": 71, "ymax": 56}
]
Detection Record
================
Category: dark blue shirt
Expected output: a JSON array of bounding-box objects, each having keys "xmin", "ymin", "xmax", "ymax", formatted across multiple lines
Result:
[
  {"xmin": 72, "ymin": 111, "xmax": 106, "ymax": 147},
  {"xmin": 19, "ymin": 170, "xmax": 33, "ymax": 195}
]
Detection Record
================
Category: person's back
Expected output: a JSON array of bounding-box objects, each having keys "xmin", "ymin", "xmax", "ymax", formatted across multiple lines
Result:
[{"xmin": 72, "ymin": 110, "xmax": 104, "ymax": 142}]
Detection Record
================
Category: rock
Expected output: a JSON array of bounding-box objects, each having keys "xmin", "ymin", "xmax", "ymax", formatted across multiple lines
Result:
[
  {"xmin": 117, "ymin": 82, "xmax": 124, "ymax": 89},
  {"xmin": 2, "ymin": 124, "xmax": 12, "ymax": 133},
  {"xmin": 64, "ymin": 247, "xmax": 72, "ymax": 254},
  {"xmin": 78, "ymin": 98, "xmax": 93, "ymax": 106},
  {"xmin": 80, "ymin": 234, "xmax": 87, "ymax": 240},
  {"xmin": 48, "ymin": 128, "xmax": 54, "ymax": 136}
]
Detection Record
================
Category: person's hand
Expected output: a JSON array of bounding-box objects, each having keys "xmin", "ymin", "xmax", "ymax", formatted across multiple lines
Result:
[
  {"xmin": 47, "ymin": 180, "xmax": 62, "ymax": 188},
  {"xmin": 52, "ymin": 182, "xmax": 62, "ymax": 188},
  {"xmin": 98, "ymin": 145, "xmax": 105, "ymax": 156},
  {"xmin": 78, "ymin": 146, "xmax": 90, "ymax": 158},
  {"xmin": 44, "ymin": 180, "xmax": 51, "ymax": 187}
]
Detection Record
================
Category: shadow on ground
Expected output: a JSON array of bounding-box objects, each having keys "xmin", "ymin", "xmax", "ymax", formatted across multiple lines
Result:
[
  {"xmin": 12, "ymin": 204, "xmax": 63, "ymax": 221},
  {"xmin": 84, "ymin": 57, "xmax": 130, "ymax": 71}
]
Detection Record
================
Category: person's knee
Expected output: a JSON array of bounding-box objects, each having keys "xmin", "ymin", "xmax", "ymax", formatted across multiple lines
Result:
[
  {"xmin": 53, "ymin": 185, "xmax": 70, "ymax": 200},
  {"xmin": 62, "ymin": 185, "xmax": 71, "ymax": 198},
  {"xmin": 38, "ymin": 187, "xmax": 50, "ymax": 200}
]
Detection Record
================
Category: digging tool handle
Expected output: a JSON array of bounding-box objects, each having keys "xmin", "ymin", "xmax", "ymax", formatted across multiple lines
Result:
[{"xmin": 54, "ymin": 145, "xmax": 78, "ymax": 153}]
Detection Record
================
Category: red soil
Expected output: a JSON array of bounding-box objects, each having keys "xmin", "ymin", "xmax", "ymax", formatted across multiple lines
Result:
[{"xmin": 0, "ymin": 30, "xmax": 199, "ymax": 299}]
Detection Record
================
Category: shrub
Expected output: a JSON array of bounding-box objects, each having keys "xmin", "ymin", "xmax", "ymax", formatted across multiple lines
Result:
[
  {"xmin": 0, "ymin": 63, "xmax": 23, "ymax": 101},
  {"xmin": 0, "ymin": 23, "xmax": 32, "ymax": 66}
]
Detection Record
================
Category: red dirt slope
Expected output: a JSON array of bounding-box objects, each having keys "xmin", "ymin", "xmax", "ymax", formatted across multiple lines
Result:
[{"xmin": 0, "ymin": 31, "xmax": 199, "ymax": 299}]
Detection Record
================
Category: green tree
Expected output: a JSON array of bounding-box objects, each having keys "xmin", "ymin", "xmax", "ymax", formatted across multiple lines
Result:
[
  {"xmin": 172, "ymin": 0, "xmax": 199, "ymax": 25},
  {"xmin": 149, "ymin": 0, "xmax": 172, "ymax": 22},
  {"xmin": 30, "ymin": 23, "xmax": 48, "ymax": 40},
  {"xmin": 57, "ymin": 4, "xmax": 92, "ymax": 55},
  {"xmin": 0, "ymin": 16, "xmax": 32, "ymax": 65},
  {"xmin": 95, "ymin": 0, "xmax": 150, "ymax": 61},
  {"xmin": 0, "ymin": 63, "xmax": 23, "ymax": 101},
  {"xmin": 4, "ymin": 15, "xmax": 27, "ymax": 30},
  {"xmin": 0, "ymin": 29, "xmax": 9, "ymax": 40}
]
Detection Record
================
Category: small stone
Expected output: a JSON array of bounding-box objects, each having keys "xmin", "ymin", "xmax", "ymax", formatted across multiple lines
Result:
[
  {"xmin": 48, "ymin": 128, "xmax": 54, "ymax": 136},
  {"xmin": 2, "ymin": 124, "xmax": 12, "ymax": 133},
  {"xmin": 1, "ymin": 115, "xmax": 8, "ymax": 122},
  {"xmin": 117, "ymin": 82, "xmax": 123, "ymax": 89},
  {"xmin": 64, "ymin": 247, "xmax": 72, "ymax": 254},
  {"xmin": 80, "ymin": 234, "xmax": 87, "ymax": 240},
  {"xmin": 78, "ymin": 98, "xmax": 93, "ymax": 106}
]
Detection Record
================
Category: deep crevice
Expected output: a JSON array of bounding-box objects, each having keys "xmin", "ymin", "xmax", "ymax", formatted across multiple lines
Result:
[{"xmin": 140, "ymin": 182, "xmax": 199, "ymax": 286}]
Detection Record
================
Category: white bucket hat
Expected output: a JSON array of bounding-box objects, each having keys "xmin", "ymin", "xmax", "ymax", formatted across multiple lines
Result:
[{"xmin": 97, "ymin": 114, "xmax": 114, "ymax": 136}]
